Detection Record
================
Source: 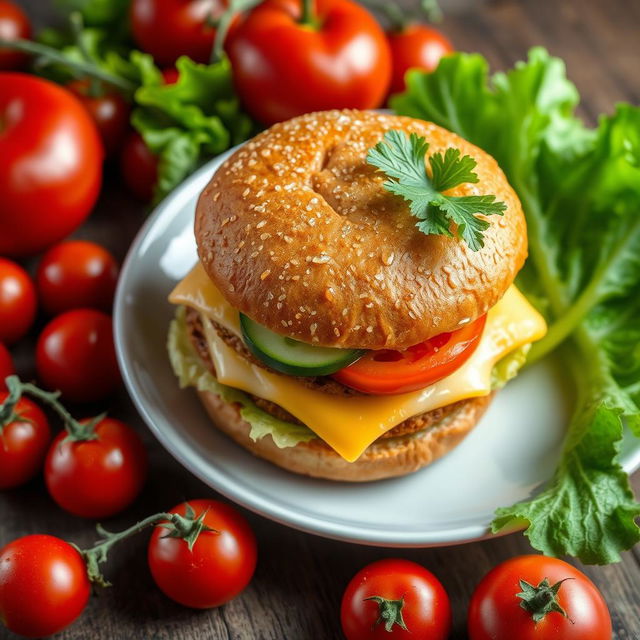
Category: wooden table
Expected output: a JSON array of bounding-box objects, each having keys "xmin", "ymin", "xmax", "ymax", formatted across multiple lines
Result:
[{"xmin": 3, "ymin": 0, "xmax": 640, "ymax": 637}]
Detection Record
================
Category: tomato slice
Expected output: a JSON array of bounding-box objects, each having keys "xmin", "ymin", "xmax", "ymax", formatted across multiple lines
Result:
[{"xmin": 333, "ymin": 315, "xmax": 487, "ymax": 395}]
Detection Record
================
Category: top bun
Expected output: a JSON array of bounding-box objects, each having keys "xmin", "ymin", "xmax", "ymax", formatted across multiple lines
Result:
[{"xmin": 195, "ymin": 110, "xmax": 527, "ymax": 350}]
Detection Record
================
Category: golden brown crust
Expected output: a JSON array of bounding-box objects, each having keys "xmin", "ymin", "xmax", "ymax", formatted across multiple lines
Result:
[
  {"xmin": 195, "ymin": 109, "xmax": 527, "ymax": 350},
  {"xmin": 196, "ymin": 389, "xmax": 493, "ymax": 482}
]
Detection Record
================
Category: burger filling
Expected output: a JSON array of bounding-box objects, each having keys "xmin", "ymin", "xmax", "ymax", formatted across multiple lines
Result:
[{"xmin": 168, "ymin": 262, "xmax": 547, "ymax": 462}]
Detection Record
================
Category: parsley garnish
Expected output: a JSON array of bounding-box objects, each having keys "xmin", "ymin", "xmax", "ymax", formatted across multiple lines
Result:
[{"xmin": 367, "ymin": 130, "xmax": 507, "ymax": 251}]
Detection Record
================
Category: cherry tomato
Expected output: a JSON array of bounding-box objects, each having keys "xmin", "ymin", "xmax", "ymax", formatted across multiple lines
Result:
[
  {"xmin": 36, "ymin": 240, "xmax": 119, "ymax": 316},
  {"xmin": 0, "ymin": 342, "xmax": 14, "ymax": 388},
  {"xmin": 468, "ymin": 555, "xmax": 612, "ymax": 640},
  {"xmin": 0, "ymin": 1, "xmax": 31, "ymax": 71},
  {"xmin": 0, "ymin": 534, "xmax": 90, "ymax": 638},
  {"xmin": 130, "ymin": 0, "xmax": 228, "ymax": 66},
  {"xmin": 161, "ymin": 67, "xmax": 180, "ymax": 84},
  {"xmin": 227, "ymin": 0, "xmax": 392, "ymax": 125},
  {"xmin": 334, "ymin": 314, "xmax": 486, "ymax": 395},
  {"xmin": 341, "ymin": 558, "xmax": 451, "ymax": 640},
  {"xmin": 36, "ymin": 309, "xmax": 121, "ymax": 403},
  {"xmin": 0, "ymin": 392, "xmax": 51, "ymax": 489},
  {"xmin": 0, "ymin": 74, "xmax": 103, "ymax": 257},
  {"xmin": 45, "ymin": 417, "xmax": 147, "ymax": 518},
  {"xmin": 67, "ymin": 79, "xmax": 130, "ymax": 156},
  {"xmin": 0, "ymin": 257, "xmax": 37, "ymax": 344},
  {"xmin": 120, "ymin": 132, "xmax": 158, "ymax": 201},
  {"xmin": 387, "ymin": 24, "xmax": 453, "ymax": 95},
  {"xmin": 148, "ymin": 499, "xmax": 257, "ymax": 608}
]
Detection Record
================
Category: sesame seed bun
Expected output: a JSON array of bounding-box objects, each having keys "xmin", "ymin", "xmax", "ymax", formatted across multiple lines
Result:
[
  {"xmin": 196, "ymin": 388, "xmax": 493, "ymax": 481},
  {"xmin": 195, "ymin": 109, "xmax": 527, "ymax": 349}
]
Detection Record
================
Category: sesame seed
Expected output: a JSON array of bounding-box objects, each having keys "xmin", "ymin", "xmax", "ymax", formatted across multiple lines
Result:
[{"xmin": 260, "ymin": 270, "xmax": 271, "ymax": 280}]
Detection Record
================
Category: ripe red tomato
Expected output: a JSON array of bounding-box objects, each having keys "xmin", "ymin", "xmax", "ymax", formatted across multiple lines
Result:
[
  {"xmin": 0, "ymin": 257, "xmax": 37, "ymax": 344},
  {"xmin": 36, "ymin": 309, "xmax": 121, "ymax": 403},
  {"xmin": 387, "ymin": 24, "xmax": 453, "ymax": 95},
  {"xmin": 0, "ymin": 342, "xmax": 14, "ymax": 388},
  {"xmin": 120, "ymin": 132, "xmax": 158, "ymax": 201},
  {"xmin": 468, "ymin": 555, "xmax": 612, "ymax": 640},
  {"xmin": 67, "ymin": 79, "xmax": 130, "ymax": 156},
  {"xmin": 45, "ymin": 417, "xmax": 147, "ymax": 518},
  {"xmin": 161, "ymin": 67, "xmax": 180, "ymax": 84},
  {"xmin": 227, "ymin": 0, "xmax": 392, "ymax": 125},
  {"xmin": 334, "ymin": 314, "xmax": 486, "ymax": 394},
  {"xmin": 0, "ymin": 392, "xmax": 51, "ymax": 489},
  {"xmin": 36, "ymin": 240, "xmax": 119, "ymax": 316},
  {"xmin": 0, "ymin": 534, "xmax": 90, "ymax": 638},
  {"xmin": 0, "ymin": 1, "xmax": 31, "ymax": 70},
  {"xmin": 0, "ymin": 74, "xmax": 103, "ymax": 257},
  {"xmin": 148, "ymin": 499, "xmax": 257, "ymax": 608},
  {"xmin": 130, "ymin": 0, "xmax": 228, "ymax": 66},
  {"xmin": 341, "ymin": 558, "xmax": 451, "ymax": 639}
]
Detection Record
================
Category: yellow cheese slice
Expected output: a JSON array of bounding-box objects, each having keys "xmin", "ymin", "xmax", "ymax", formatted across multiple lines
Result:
[{"xmin": 170, "ymin": 263, "xmax": 547, "ymax": 462}]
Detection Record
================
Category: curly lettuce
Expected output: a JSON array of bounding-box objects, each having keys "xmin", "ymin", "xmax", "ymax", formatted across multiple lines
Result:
[
  {"xmin": 168, "ymin": 307, "xmax": 315, "ymax": 449},
  {"xmin": 392, "ymin": 48, "xmax": 640, "ymax": 563}
]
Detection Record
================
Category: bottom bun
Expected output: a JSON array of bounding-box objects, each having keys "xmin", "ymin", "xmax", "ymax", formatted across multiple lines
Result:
[{"xmin": 196, "ymin": 390, "xmax": 493, "ymax": 482}]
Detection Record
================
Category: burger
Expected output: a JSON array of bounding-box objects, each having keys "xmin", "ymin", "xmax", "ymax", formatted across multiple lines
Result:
[{"xmin": 168, "ymin": 110, "xmax": 546, "ymax": 482}]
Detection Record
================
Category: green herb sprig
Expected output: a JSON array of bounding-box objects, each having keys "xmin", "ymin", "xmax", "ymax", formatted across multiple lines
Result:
[{"xmin": 367, "ymin": 129, "xmax": 506, "ymax": 251}]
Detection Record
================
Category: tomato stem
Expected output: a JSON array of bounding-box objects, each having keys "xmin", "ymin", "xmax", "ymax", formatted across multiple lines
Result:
[
  {"xmin": 3, "ymin": 375, "xmax": 99, "ymax": 442},
  {"xmin": 69, "ymin": 11, "xmax": 103, "ymax": 97},
  {"xmin": 516, "ymin": 578, "xmax": 573, "ymax": 623},
  {"xmin": 0, "ymin": 38, "xmax": 136, "ymax": 97},
  {"xmin": 80, "ymin": 504, "xmax": 217, "ymax": 587},
  {"xmin": 300, "ymin": 0, "xmax": 318, "ymax": 27},
  {"xmin": 358, "ymin": 0, "xmax": 442, "ymax": 31},
  {"xmin": 210, "ymin": 0, "xmax": 261, "ymax": 64},
  {"xmin": 364, "ymin": 595, "xmax": 408, "ymax": 632}
]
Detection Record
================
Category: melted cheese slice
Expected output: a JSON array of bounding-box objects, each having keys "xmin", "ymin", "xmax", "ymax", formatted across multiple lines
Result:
[{"xmin": 170, "ymin": 263, "xmax": 547, "ymax": 462}]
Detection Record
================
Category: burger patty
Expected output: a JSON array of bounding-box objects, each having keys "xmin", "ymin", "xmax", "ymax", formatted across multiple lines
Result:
[{"xmin": 185, "ymin": 307, "xmax": 474, "ymax": 441}]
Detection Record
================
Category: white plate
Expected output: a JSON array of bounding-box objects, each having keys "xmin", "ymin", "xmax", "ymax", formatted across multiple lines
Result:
[{"xmin": 114, "ymin": 149, "xmax": 640, "ymax": 547}]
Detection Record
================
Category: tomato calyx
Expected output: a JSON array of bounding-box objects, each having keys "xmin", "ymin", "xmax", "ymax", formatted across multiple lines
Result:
[
  {"xmin": 3, "ymin": 375, "xmax": 100, "ymax": 443},
  {"xmin": 211, "ymin": 0, "xmax": 261, "ymax": 62},
  {"xmin": 78, "ymin": 504, "xmax": 219, "ymax": 587},
  {"xmin": 156, "ymin": 502, "xmax": 219, "ymax": 551},
  {"xmin": 0, "ymin": 381, "xmax": 31, "ymax": 432},
  {"xmin": 364, "ymin": 594, "xmax": 409, "ymax": 632},
  {"xmin": 516, "ymin": 577, "xmax": 573, "ymax": 623}
]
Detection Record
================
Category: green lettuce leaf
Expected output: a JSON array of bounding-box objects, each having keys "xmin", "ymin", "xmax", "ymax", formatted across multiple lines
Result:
[
  {"xmin": 132, "ymin": 55, "xmax": 255, "ymax": 203},
  {"xmin": 168, "ymin": 307, "xmax": 315, "ymax": 449},
  {"xmin": 55, "ymin": 0, "xmax": 130, "ymax": 27},
  {"xmin": 491, "ymin": 346, "xmax": 530, "ymax": 390},
  {"xmin": 393, "ymin": 48, "xmax": 640, "ymax": 563}
]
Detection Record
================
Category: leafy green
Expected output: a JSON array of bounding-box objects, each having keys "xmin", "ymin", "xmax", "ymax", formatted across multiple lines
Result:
[
  {"xmin": 367, "ymin": 130, "xmax": 506, "ymax": 250},
  {"xmin": 491, "ymin": 346, "xmax": 530, "ymax": 390},
  {"xmin": 393, "ymin": 47, "xmax": 640, "ymax": 563},
  {"xmin": 55, "ymin": 0, "xmax": 130, "ymax": 28},
  {"xmin": 168, "ymin": 307, "xmax": 315, "ymax": 449},
  {"xmin": 132, "ymin": 55, "xmax": 255, "ymax": 202}
]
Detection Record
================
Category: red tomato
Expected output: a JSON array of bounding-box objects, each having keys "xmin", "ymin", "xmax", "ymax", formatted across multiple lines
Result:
[
  {"xmin": 387, "ymin": 24, "xmax": 453, "ymax": 95},
  {"xmin": 161, "ymin": 67, "xmax": 180, "ymax": 84},
  {"xmin": 0, "ymin": 1, "xmax": 31, "ymax": 70},
  {"xmin": 45, "ymin": 417, "xmax": 147, "ymax": 518},
  {"xmin": 0, "ymin": 257, "xmax": 37, "ymax": 344},
  {"xmin": 130, "ymin": 0, "xmax": 228, "ymax": 66},
  {"xmin": 36, "ymin": 309, "xmax": 121, "ymax": 403},
  {"xmin": 468, "ymin": 555, "xmax": 612, "ymax": 640},
  {"xmin": 120, "ymin": 132, "xmax": 158, "ymax": 201},
  {"xmin": 227, "ymin": 0, "xmax": 392, "ymax": 125},
  {"xmin": 67, "ymin": 79, "xmax": 130, "ymax": 156},
  {"xmin": 148, "ymin": 499, "xmax": 257, "ymax": 608},
  {"xmin": 0, "ymin": 392, "xmax": 51, "ymax": 489},
  {"xmin": 0, "ymin": 534, "xmax": 90, "ymax": 638},
  {"xmin": 341, "ymin": 558, "xmax": 451, "ymax": 639},
  {"xmin": 0, "ymin": 342, "xmax": 14, "ymax": 388},
  {"xmin": 0, "ymin": 74, "xmax": 103, "ymax": 257},
  {"xmin": 334, "ymin": 314, "xmax": 486, "ymax": 394},
  {"xmin": 36, "ymin": 240, "xmax": 119, "ymax": 316}
]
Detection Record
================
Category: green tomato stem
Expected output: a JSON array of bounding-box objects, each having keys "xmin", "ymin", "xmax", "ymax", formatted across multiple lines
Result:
[
  {"xmin": 210, "ymin": 0, "xmax": 261, "ymax": 63},
  {"xmin": 300, "ymin": 0, "xmax": 318, "ymax": 27},
  {"xmin": 0, "ymin": 37, "xmax": 136, "ymax": 97},
  {"xmin": 3, "ymin": 376, "xmax": 99, "ymax": 442}
]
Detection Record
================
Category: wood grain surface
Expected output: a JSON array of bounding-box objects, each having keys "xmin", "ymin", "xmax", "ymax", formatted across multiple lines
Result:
[{"xmin": 2, "ymin": 0, "xmax": 640, "ymax": 638}]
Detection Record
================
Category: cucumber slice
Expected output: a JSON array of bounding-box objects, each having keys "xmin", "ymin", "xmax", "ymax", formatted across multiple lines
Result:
[{"xmin": 240, "ymin": 314, "xmax": 365, "ymax": 376}]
